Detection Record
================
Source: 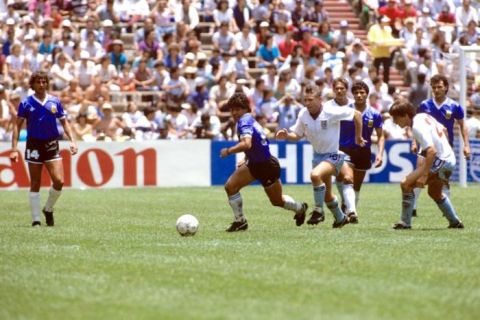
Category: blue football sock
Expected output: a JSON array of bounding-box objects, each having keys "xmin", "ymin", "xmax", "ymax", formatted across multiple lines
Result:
[
  {"xmin": 436, "ymin": 196, "xmax": 460, "ymax": 224},
  {"xmin": 401, "ymin": 192, "xmax": 414, "ymax": 226},
  {"xmin": 326, "ymin": 197, "xmax": 345, "ymax": 222},
  {"xmin": 313, "ymin": 183, "xmax": 326, "ymax": 212}
]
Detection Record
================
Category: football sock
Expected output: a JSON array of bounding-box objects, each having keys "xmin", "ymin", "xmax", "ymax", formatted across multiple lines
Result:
[
  {"xmin": 355, "ymin": 190, "xmax": 360, "ymax": 207},
  {"xmin": 44, "ymin": 187, "xmax": 62, "ymax": 212},
  {"xmin": 436, "ymin": 196, "xmax": 460, "ymax": 224},
  {"xmin": 442, "ymin": 184, "xmax": 450, "ymax": 198},
  {"xmin": 401, "ymin": 192, "xmax": 414, "ymax": 226},
  {"xmin": 29, "ymin": 192, "xmax": 41, "ymax": 222},
  {"xmin": 228, "ymin": 192, "xmax": 245, "ymax": 222},
  {"xmin": 313, "ymin": 183, "xmax": 326, "ymax": 212},
  {"xmin": 342, "ymin": 183, "xmax": 356, "ymax": 214},
  {"xmin": 326, "ymin": 197, "xmax": 345, "ymax": 222},
  {"xmin": 336, "ymin": 181, "xmax": 344, "ymax": 205},
  {"xmin": 282, "ymin": 195, "xmax": 301, "ymax": 212},
  {"xmin": 413, "ymin": 188, "xmax": 421, "ymax": 210}
]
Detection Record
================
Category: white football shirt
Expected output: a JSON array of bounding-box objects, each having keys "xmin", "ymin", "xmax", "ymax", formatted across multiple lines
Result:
[
  {"xmin": 291, "ymin": 104, "xmax": 355, "ymax": 154},
  {"xmin": 412, "ymin": 113, "xmax": 455, "ymax": 163}
]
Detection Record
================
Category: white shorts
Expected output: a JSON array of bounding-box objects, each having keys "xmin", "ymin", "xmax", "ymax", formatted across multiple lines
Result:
[
  {"xmin": 312, "ymin": 152, "xmax": 346, "ymax": 175},
  {"xmin": 430, "ymin": 157, "xmax": 455, "ymax": 182}
]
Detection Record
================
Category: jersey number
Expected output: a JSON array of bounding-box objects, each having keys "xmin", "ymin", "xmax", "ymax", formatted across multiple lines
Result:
[{"xmin": 27, "ymin": 149, "xmax": 40, "ymax": 160}]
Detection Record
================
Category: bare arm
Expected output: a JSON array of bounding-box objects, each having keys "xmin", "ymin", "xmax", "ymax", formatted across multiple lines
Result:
[
  {"xmin": 457, "ymin": 119, "xmax": 471, "ymax": 159},
  {"xmin": 10, "ymin": 117, "xmax": 25, "ymax": 162},
  {"xmin": 374, "ymin": 127, "xmax": 385, "ymax": 168},
  {"xmin": 275, "ymin": 128, "xmax": 302, "ymax": 141},
  {"xmin": 220, "ymin": 136, "xmax": 252, "ymax": 158},
  {"xmin": 60, "ymin": 118, "xmax": 78, "ymax": 155},
  {"xmin": 353, "ymin": 110, "xmax": 366, "ymax": 146}
]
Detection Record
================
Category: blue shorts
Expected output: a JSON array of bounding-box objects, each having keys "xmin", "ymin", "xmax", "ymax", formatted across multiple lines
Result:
[
  {"xmin": 312, "ymin": 152, "xmax": 346, "ymax": 175},
  {"xmin": 430, "ymin": 157, "xmax": 455, "ymax": 182}
]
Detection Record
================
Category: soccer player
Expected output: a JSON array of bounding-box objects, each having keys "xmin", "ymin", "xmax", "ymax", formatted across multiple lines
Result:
[
  {"xmin": 10, "ymin": 71, "xmax": 78, "ymax": 227},
  {"xmin": 411, "ymin": 74, "xmax": 471, "ymax": 217},
  {"xmin": 276, "ymin": 84, "xmax": 365, "ymax": 228},
  {"xmin": 220, "ymin": 92, "xmax": 308, "ymax": 232},
  {"xmin": 390, "ymin": 102, "xmax": 464, "ymax": 229},
  {"xmin": 338, "ymin": 81, "xmax": 385, "ymax": 223},
  {"xmin": 323, "ymin": 78, "xmax": 358, "ymax": 222}
]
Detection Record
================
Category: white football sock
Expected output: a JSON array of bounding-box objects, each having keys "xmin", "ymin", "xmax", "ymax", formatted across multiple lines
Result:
[
  {"xmin": 355, "ymin": 191, "xmax": 360, "ymax": 207},
  {"xmin": 282, "ymin": 195, "xmax": 301, "ymax": 212},
  {"xmin": 44, "ymin": 187, "xmax": 62, "ymax": 212},
  {"xmin": 228, "ymin": 193, "xmax": 245, "ymax": 222},
  {"xmin": 336, "ymin": 181, "xmax": 344, "ymax": 204},
  {"xmin": 29, "ymin": 192, "xmax": 41, "ymax": 222},
  {"xmin": 413, "ymin": 188, "xmax": 422, "ymax": 210},
  {"xmin": 343, "ymin": 184, "xmax": 356, "ymax": 214}
]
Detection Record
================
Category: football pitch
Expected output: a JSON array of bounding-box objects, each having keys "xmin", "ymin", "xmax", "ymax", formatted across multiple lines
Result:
[{"xmin": 1, "ymin": 184, "xmax": 479, "ymax": 320}]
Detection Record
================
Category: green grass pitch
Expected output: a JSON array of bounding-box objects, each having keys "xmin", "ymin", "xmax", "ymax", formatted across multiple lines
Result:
[{"xmin": 1, "ymin": 184, "xmax": 479, "ymax": 320}]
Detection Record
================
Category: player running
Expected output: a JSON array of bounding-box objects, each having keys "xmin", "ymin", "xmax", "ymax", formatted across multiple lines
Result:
[
  {"xmin": 411, "ymin": 74, "xmax": 470, "ymax": 217},
  {"xmin": 276, "ymin": 84, "xmax": 365, "ymax": 228},
  {"xmin": 10, "ymin": 71, "xmax": 77, "ymax": 227},
  {"xmin": 389, "ymin": 102, "xmax": 464, "ymax": 229},
  {"xmin": 338, "ymin": 81, "xmax": 385, "ymax": 223},
  {"xmin": 220, "ymin": 92, "xmax": 308, "ymax": 232}
]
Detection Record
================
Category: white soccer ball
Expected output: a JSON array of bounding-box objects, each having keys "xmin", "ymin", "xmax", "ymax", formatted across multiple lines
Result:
[{"xmin": 176, "ymin": 214, "xmax": 199, "ymax": 236}]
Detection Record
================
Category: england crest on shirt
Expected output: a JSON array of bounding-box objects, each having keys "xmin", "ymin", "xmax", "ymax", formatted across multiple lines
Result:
[{"xmin": 321, "ymin": 120, "xmax": 327, "ymax": 129}]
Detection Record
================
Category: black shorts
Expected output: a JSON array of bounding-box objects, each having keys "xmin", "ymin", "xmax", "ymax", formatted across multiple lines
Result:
[
  {"xmin": 340, "ymin": 147, "xmax": 372, "ymax": 171},
  {"xmin": 25, "ymin": 138, "xmax": 61, "ymax": 164},
  {"xmin": 247, "ymin": 156, "xmax": 281, "ymax": 187}
]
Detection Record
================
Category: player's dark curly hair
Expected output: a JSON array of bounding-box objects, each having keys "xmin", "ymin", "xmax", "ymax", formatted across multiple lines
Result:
[
  {"xmin": 227, "ymin": 92, "xmax": 250, "ymax": 110},
  {"xmin": 389, "ymin": 102, "xmax": 416, "ymax": 119},
  {"xmin": 351, "ymin": 81, "xmax": 369, "ymax": 95},
  {"xmin": 29, "ymin": 71, "xmax": 50, "ymax": 88}
]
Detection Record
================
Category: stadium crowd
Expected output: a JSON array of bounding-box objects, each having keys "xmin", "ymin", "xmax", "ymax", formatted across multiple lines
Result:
[{"xmin": 1, "ymin": 0, "xmax": 480, "ymax": 143}]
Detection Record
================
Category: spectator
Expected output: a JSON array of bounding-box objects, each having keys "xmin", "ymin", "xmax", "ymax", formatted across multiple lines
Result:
[
  {"xmin": 135, "ymin": 106, "xmax": 159, "ymax": 140},
  {"xmin": 291, "ymin": 0, "xmax": 308, "ymax": 28},
  {"xmin": 133, "ymin": 59, "xmax": 154, "ymax": 91},
  {"xmin": 192, "ymin": 110, "xmax": 222, "ymax": 140},
  {"xmin": 316, "ymin": 21, "xmax": 334, "ymax": 45},
  {"xmin": 163, "ymin": 66, "xmax": 189, "ymax": 102},
  {"xmin": 299, "ymin": 26, "xmax": 329, "ymax": 57},
  {"xmin": 408, "ymin": 73, "xmax": 429, "ymax": 108},
  {"xmin": 165, "ymin": 103, "xmax": 189, "ymax": 139},
  {"xmin": 175, "ymin": 0, "xmax": 199, "ymax": 39},
  {"xmin": 334, "ymin": 20, "xmax": 355, "ymax": 52},
  {"xmin": 278, "ymin": 26, "xmax": 298, "ymax": 60},
  {"xmin": 109, "ymin": 39, "xmax": 127, "ymax": 72},
  {"xmin": 213, "ymin": 0, "xmax": 235, "ymax": 30},
  {"xmin": 96, "ymin": 0, "xmax": 119, "ymax": 23},
  {"xmin": 72, "ymin": 113, "xmax": 95, "ymax": 141},
  {"xmin": 274, "ymin": 93, "xmax": 301, "ymax": 130},
  {"xmin": 96, "ymin": 54, "xmax": 120, "ymax": 92},
  {"xmin": 257, "ymin": 34, "xmax": 280, "ymax": 67},
  {"xmin": 466, "ymin": 108, "xmax": 480, "ymax": 138},
  {"xmin": 95, "ymin": 102, "xmax": 123, "ymax": 141},
  {"xmin": 367, "ymin": 16, "xmax": 399, "ymax": 84},
  {"xmin": 233, "ymin": 0, "xmax": 252, "ymax": 31},
  {"xmin": 51, "ymin": 53, "xmax": 74, "ymax": 91},
  {"xmin": 212, "ymin": 22, "xmax": 236, "ymax": 55},
  {"xmin": 75, "ymin": 51, "xmax": 97, "ymax": 90},
  {"xmin": 455, "ymin": 0, "xmax": 478, "ymax": 30},
  {"xmin": 306, "ymin": 0, "xmax": 329, "ymax": 29},
  {"xmin": 80, "ymin": 30, "xmax": 104, "ymax": 62},
  {"xmin": 261, "ymin": 63, "xmax": 278, "ymax": 91},
  {"xmin": 151, "ymin": 0, "xmax": 176, "ymax": 36},
  {"xmin": 118, "ymin": 62, "xmax": 136, "ymax": 91},
  {"xmin": 235, "ymin": 24, "xmax": 257, "ymax": 57},
  {"xmin": 163, "ymin": 43, "xmax": 183, "ymax": 70},
  {"xmin": 122, "ymin": 102, "xmax": 143, "ymax": 130}
]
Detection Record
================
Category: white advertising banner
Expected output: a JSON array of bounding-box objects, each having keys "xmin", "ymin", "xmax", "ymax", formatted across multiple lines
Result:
[{"xmin": 0, "ymin": 141, "xmax": 211, "ymax": 189}]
